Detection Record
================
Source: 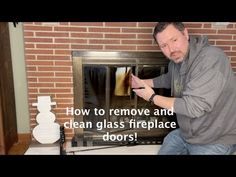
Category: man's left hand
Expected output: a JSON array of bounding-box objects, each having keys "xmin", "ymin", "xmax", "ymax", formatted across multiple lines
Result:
[{"xmin": 132, "ymin": 81, "xmax": 155, "ymax": 101}]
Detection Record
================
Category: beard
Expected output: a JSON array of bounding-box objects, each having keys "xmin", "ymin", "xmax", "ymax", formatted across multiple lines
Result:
[
  {"xmin": 170, "ymin": 51, "xmax": 185, "ymax": 63},
  {"xmin": 172, "ymin": 57, "xmax": 184, "ymax": 63}
]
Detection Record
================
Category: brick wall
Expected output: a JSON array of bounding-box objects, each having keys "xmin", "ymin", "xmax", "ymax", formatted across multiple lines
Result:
[{"xmin": 23, "ymin": 22, "xmax": 236, "ymax": 140}]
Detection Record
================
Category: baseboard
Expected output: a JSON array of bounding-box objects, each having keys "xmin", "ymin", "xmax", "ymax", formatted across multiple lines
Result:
[{"xmin": 18, "ymin": 133, "xmax": 31, "ymax": 143}]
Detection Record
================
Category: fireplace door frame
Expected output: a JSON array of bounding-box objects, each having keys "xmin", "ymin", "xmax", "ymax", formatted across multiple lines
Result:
[{"xmin": 72, "ymin": 51, "xmax": 169, "ymax": 146}]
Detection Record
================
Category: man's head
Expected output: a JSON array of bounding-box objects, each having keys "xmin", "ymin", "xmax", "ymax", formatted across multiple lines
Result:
[{"xmin": 153, "ymin": 22, "xmax": 189, "ymax": 63}]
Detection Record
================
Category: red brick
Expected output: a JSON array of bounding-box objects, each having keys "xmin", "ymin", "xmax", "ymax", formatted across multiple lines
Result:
[
  {"xmin": 122, "ymin": 28, "xmax": 152, "ymax": 33},
  {"xmin": 71, "ymin": 33, "xmax": 103, "ymax": 38},
  {"xmin": 227, "ymin": 24, "xmax": 234, "ymax": 28},
  {"xmin": 55, "ymin": 72, "xmax": 72, "ymax": 77},
  {"xmin": 36, "ymin": 44, "xmax": 69, "ymax": 49},
  {"xmin": 89, "ymin": 27, "xmax": 120, "ymax": 33},
  {"xmin": 25, "ymin": 55, "xmax": 36, "ymax": 60},
  {"xmin": 218, "ymin": 30, "xmax": 236, "ymax": 34},
  {"xmin": 216, "ymin": 41, "xmax": 236, "ymax": 45},
  {"xmin": 27, "ymin": 67, "xmax": 37, "ymax": 71},
  {"xmin": 89, "ymin": 39, "xmax": 120, "ymax": 44},
  {"xmin": 25, "ymin": 44, "xmax": 35, "ymax": 48},
  {"xmin": 56, "ymin": 103, "xmax": 74, "ymax": 108},
  {"xmin": 26, "ymin": 61, "xmax": 54, "ymax": 65},
  {"xmin": 38, "ymin": 66, "xmax": 71, "ymax": 72},
  {"xmin": 56, "ymin": 114, "xmax": 72, "ymax": 118},
  {"xmin": 188, "ymin": 29, "xmax": 217, "ymax": 34},
  {"xmin": 70, "ymin": 22, "xmax": 103, "ymax": 26},
  {"xmin": 54, "ymin": 27, "xmax": 87, "ymax": 32},
  {"xmin": 28, "ymin": 88, "xmax": 38, "ymax": 93},
  {"xmin": 38, "ymin": 78, "xmax": 72, "ymax": 82},
  {"xmin": 137, "ymin": 34, "xmax": 153, "ymax": 39},
  {"xmin": 231, "ymin": 57, "xmax": 236, "ymax": 62},
  {"xmin": 184, "ymin": 23, "xmax": 202, "ymax": 28},
  {"xmin": 55, "ymin": 50, "xmax": 72, "ymax": 55},
  {"xmin": 25, "ymin": 49, "xmax": 53, "ymax": 54},
  {"xmin": 231, "ymin": 46, "xmax": 236, "ymax": 50},
  {"xmin": 105, "ymin": 33, "xmax": 136, "ymax": 39},
  {"xmin": 55, "ymin": 61, "xmax": 72, "ymax": 66},
  {"xmin": 24, "ymin": 38, "xmax": 53, "ymax": 43},
  {"xmin": 207, "ymin": 35, "xmax": 232, "ymax": 40},
  {"xmin": 137, "ymin": 46, "xmax": 159, "ymax": 51},
  {"xmin": 138, "ymin": 22, "xmax": 156, "ymax": 27},
  {"xmin": 55, "ymin": 94, "xmax": 73, "ymax": 98},
  {"xmin": 203, "ymin": 23, "xmax": 212, "ymax": 28},
  {"xmin": 24, "ymin": 26, "xmax": 53, "ymax": 31},
  {"xmin": 105, "ymin": 22, "xmax": 137, "ymax": 27},
  {"xmin": 54, "ymin": 38, "xmax": 87, "ymax": 44},
  {"xmin": 39, "ymin": 88, "xmax": 71, "ymax": 93},
  {"xmin": 27, "ymin": 72, "xmax": 55, "ymax": 77},
  {"xmin": 28, "ymin": 83, "xmax": 54, "ymax": 87},
  {"xmin": 55, "ymin": 83, "xmax": 73, "ymax": 87},
  {"xmin": 37, "ymin": 55, "xmax": 70, "ymax": 60},
  {"xmin": 225, "ymin": 52, "xmax": 236, "ymax": 56},
  {"xmin": 71, "ymin": 44, "xmax": 103, "ymax": 50},
  {"xmin": 105, "ymin": 45, "xmax": 136, "ymax": 50},
  {"xmin": 122, "ymin": 40, "xmax": 152, "ymax": 45},
  {"xmin": 24, "ymin": 32, "xmax": 34, "ymax": 36},
  {"xmin": 29, "ymin": 93, "xmax": 55, "ymax": 98},
  {"xmin": 27, "ymin": 78, "xmax": 37, "ymax": 82},
  {"xmin": 35, "ymin": 32, "xmax": 69, "ymax": 37}
]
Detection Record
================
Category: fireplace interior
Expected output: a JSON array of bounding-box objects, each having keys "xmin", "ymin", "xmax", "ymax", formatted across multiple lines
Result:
[{"xmin": 72, "ymin": 51, "xmax": 177, "ymax": 147}]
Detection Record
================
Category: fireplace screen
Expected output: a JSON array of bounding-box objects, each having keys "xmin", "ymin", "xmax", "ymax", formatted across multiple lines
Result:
[{"xmin": 72, "ymin": 51, "xmax": 177, "ymax": 147}]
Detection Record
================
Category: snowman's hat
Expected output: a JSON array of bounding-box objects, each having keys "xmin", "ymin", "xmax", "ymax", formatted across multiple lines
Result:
[{"xmin": 32, "ymin": 96, "xmax": 56, "ymax": 106}]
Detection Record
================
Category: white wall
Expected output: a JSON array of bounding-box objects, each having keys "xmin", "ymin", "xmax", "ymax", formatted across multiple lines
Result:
[{"xmin": 8, "ymin": 22, "xmax": 30, "ymax": 133}]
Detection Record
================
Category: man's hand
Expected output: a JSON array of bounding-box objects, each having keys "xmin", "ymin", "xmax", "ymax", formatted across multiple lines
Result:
[
  {"xmin": 132, "ymin": 78, "xmax": 155, "ymax": 102},
  {"xmin": 131, "ymin": 74, "xmax": 144, "ymax": 89},
  {"xmin": 132, "ymin": 74, "xmax": 175, "ymax": 110}
]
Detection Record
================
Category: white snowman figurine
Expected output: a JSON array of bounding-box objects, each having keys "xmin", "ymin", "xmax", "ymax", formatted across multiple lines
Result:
[{"xmin": 32, "ymin": 96, "xmax": 60, "ymax": 144}]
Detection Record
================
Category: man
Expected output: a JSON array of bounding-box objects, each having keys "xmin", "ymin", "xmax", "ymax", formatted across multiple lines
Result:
[{"xmin": 132, "ymin": 22, "xmax": 236, "ymax": 155}]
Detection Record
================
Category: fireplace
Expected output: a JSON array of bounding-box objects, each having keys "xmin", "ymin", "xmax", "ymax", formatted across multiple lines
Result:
[{"xmin": 71, "ymin": 51, "xmax": 177, "ymax": 147}]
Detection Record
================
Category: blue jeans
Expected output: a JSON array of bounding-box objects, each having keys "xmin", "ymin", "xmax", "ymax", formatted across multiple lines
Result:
[{"xmin": 158, "ymin": 129, "xmax": 236, "ymax": 155}]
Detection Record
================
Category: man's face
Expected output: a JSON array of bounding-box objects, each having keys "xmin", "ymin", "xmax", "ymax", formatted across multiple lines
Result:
[{"xmin": 155, "ymin": 24, "xmax": 189, "ymax": 63}]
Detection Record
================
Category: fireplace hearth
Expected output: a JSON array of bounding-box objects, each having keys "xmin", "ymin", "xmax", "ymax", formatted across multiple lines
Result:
[{"xmin": 71, "ymin": 51, "xmax": 177, "ymax": 147}]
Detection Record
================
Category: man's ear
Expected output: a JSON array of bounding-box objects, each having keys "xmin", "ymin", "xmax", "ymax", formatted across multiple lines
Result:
[{"xmin": 183, "ymin": 28, "xmax": 189, "ymax": 41}]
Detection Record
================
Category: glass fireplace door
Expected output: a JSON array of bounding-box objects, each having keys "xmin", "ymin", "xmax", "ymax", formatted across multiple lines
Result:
[{"xmin": 72, "ymin": 51, "xmax": 176, "ymax": 146}]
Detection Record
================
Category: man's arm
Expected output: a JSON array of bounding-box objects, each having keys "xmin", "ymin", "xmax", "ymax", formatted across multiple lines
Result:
[
  {"xmin": 133, "ymin": 80, "xmax": 175, "ymax": 111},
  {"xmin": 153, "ymin": 95, "xmax": 175, "ymax": 111},
  {"xmin": 133, "ymin": 89, "xmax": 175, "ymax": 111}
]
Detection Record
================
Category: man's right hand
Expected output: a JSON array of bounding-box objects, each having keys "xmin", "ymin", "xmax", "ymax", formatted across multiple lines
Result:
[{"xmin": 131, "ymin": 74, "xmax": 144, "ymax": 89}]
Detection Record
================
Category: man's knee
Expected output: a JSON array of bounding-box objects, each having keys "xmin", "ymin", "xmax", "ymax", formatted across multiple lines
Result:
[
  {"xmin": 158, "ymin": 129, "xmax": 188, "ymax": 155},
  {"xmin": 189, "ymin": 144, "xmax": 235, "ymax": 155}
]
